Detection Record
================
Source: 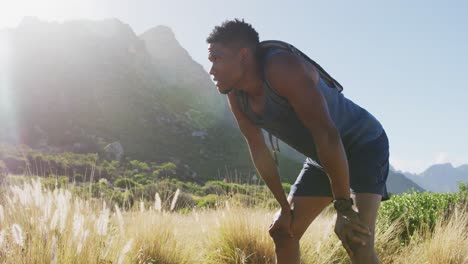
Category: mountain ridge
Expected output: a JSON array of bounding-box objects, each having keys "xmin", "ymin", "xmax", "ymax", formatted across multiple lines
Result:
[{"xmin": 400, "ymin": 163, "xmax": 468, "ymax": 192}]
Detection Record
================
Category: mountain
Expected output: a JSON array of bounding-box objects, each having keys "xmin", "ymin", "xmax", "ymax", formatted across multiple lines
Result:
[
  {"xmin": 404, "ymin": 163, "xmax": 468, "ymax": 193},
  {"xmin": 458, "ymin": 164, "xmax": 468, "ymax": 173},
  {"xmin": 0, "ymin": 17, "xmax": 303, "ymax": 182},
  {"xmin": 386, "ymin": 169, "xmax": 425, "ymax": 194}
]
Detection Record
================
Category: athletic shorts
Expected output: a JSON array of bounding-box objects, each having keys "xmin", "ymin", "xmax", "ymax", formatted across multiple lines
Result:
[{"xmin": 288, "ymin": 131, "xmax": 390, "ymax": 201}]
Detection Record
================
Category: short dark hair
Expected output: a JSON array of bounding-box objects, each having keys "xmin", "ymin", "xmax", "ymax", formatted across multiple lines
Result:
[{"xmin": 206, "ymin": 19, "xmax": 259, "ymax": 50}]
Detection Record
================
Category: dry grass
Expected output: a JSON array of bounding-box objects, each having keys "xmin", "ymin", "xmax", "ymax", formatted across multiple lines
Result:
[
  {"xmin": 391, "ymin": 208, "xmax": 468, "ymax": 264},
  {"xmin": 0, "ymin": 179, "xmax": 466, "ymax": 263},
  {"xmin": 203, "ymin": 206, "xmax": 276, "ymax": 264}
]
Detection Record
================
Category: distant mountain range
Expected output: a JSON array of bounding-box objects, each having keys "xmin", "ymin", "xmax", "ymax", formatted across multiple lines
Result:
[
  {"xmin": 400, "ymin": 163, "xmax": 468, "ymax": 193},
  {"xmin": 387, "ymin": 169, "xmax": 425, "ymax": 194}
]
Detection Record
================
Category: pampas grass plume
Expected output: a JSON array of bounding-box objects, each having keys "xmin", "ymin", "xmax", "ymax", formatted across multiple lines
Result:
[
  {"xmin": 170, "ymin": 189, "xmax": 180, "ymax": 211},
  {"xmin": 11, "ymin": 223, "xmax": 24, "ymax": 247},
  {"xmin": 115, "ymin": 204, "xmax": 124, "ymax": 234},
  {"xmin": 117, "ymin": 239, "xmax": 133, "ymax": 264},
  {"xmin": 154, "ymin": 193, "xmax": 162, "ymax": 212}
]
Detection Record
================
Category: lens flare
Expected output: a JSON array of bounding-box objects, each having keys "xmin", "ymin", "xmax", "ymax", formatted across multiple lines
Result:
[{"xmin": 0, "ymin": 31, "xmax": 18, "ymax": 144}]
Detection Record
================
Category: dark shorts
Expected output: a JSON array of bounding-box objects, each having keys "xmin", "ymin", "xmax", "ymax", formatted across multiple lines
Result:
[{"xmin": 288, "ymin": 131, "xmax": 390, "ymax": 201}]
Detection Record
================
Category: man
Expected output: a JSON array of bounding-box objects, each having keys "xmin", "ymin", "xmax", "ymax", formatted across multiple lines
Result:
[{"xmin": 206, "ymin": 19, "xmax": 389, "ymax": 264}]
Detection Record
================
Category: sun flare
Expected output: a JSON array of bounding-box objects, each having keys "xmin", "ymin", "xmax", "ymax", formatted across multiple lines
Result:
[
  {"xmin": 0, "ymin": 30, "xmax": 18, "ymax": 143},
  {"xmin": 0, "ymin": 0, "xmax": 76, "ymax": 29}
]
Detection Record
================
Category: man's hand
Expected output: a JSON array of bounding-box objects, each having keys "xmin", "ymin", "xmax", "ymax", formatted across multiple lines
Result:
[
  {"xmin": 334, "ymin": 209, "xmax": 372, "ymax": 256},
  {"xmin": 269, "ymin": 208, "xmax": 293, "ymax": 238}
]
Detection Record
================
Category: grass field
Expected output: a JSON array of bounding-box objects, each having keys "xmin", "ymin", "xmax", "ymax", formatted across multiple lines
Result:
[{"xmin": 0, "ymin": 178, "xmax": 466, "ymax": 264}]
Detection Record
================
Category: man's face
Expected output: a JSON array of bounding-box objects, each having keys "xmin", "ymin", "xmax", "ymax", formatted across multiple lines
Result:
[{"xmin": 208, "ymin": 42, "xmax": 244, "ymax": 94}]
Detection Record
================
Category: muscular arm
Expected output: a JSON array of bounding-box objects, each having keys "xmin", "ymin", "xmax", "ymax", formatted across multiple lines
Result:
[
  {"xmin": 265, "ymin": 53, "xmax": 350, "ymax": 199},
  {"xmin": 227, "ymin": 92, "xmax": 290, "ymax": 210}
]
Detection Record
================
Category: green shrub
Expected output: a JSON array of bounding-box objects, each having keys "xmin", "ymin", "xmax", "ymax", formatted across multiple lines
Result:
[
  {"xmin": 152, "ymin": 162, "xmax": 177, "ymax": 178},
  {"xmin": 281, "ymin": 182, "xmax": 291, "ymax": 194},
  {"xmin": 203, "ymin": 181, "xmax": 249, "ymax": 194},
  {"xmin": 111, "ymin": 189, "xmax": 134, "ymax": 209},
  {"xmin": 379, "ymin": 184, "xmax": 467, "ymax": 240},
  {"xmin": 202, "ymin": 182, "xmax": 228, "ymax": 195},
  {"xmin": 130, "ymin": 160, "xmax": 151, "ymax": 172},
  {"xmin": 41, "ymin": 176, "xmax": 70, "ymax": 189},
  {"xmin": 114, "ymin": 177, "xmax": 140, "ymax": 189},
  {"xmin": 173, "ymin": 191, "xmax": 197, "ymax": 211},
  {"xmin": 195, "ymin": 194, "xmax": 220, "ymax": 208}
]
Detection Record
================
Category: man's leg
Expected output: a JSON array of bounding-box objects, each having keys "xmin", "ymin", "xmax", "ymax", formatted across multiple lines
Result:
[
  {"xmin": 270, "ymin": 195, "xmax": 332, "ymax": 264},
  {"xmin": 349, "ymin": 193, "xmax": 382, "ymax": 264}
]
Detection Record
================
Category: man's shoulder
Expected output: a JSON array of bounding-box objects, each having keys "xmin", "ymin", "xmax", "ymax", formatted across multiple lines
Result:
[
  {"xmin": 259, "ymin": 40, "xmax": 311, "ymax": 72},
  {"xmin": 263, "ymin": 49, "xmax": 300, "ymax": 70},
  {"xmin": 264, "ymin": 52, "xmax": 306, "ymax": 83},
  {"xmin": 263, "ymin": 50, "xmax": 319, "ymax": 98}
]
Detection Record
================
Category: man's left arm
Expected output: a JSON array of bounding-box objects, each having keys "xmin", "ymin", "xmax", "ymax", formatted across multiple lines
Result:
[
  {"xmin": 265, "ymin": 53, "xmax": 349, "ymax": 199},
  {"xmin": 265, "ymin": 53, "xmax": 372, "ymax": 254}
]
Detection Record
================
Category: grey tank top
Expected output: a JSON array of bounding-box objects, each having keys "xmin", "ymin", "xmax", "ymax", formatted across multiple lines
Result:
[{"xmin": 234, "ymin": 48, "xmax": 384, "ymax": 160}]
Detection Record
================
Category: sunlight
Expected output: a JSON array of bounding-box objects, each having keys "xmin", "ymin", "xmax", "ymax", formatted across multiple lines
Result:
[
  {"xmin": 0, "ymin": 0, "xmax": 77, "ymax": 29},
  {"xmin": 0, "ymin": 31, "xmax": 11, "ymax": 108},
  {"xmin": 0, "ymin": 30, "xmax": 18, "ymax": 143}
]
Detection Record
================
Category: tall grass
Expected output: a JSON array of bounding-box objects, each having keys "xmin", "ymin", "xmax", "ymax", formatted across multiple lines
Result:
[
  {"xmin": 0, "ymin": 178, "xmax": 199, "ymax": 263},
  {"xmin": 391, "ymin": 207, "xmax": 468, "ymax": 264},
  {"xmin": 203, "ymin": 206, "xmax": 276, "ymax": 263},
  {"xmin": 0, "ymin": 179, "xmax": 466, "ymax": 263}
]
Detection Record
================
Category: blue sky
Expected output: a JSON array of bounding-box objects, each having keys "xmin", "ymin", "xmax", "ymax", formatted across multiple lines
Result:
[{"xmin": 1, "ymin": 0, "xmax": 467, "ymax": 173}]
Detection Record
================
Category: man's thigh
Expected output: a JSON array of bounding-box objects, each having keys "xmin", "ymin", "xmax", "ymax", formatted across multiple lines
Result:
[
  {"xmin": 289, "ymin": 158, "xmax": 333, "ymax": 197},
  {"xmin": 288, "ymin": 196, "xmax": 332, "ymax": 240},
  {"xmin": 284, "ymin": 159, "xmax": 333, "ymax": 239},
  {"xmin": 348, "ymin": 132, "xmax": 390, "ymax": 201}
]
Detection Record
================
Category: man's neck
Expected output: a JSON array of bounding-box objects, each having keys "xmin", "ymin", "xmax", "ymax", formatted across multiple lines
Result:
[{"xmin": 236, "ymin": 61, "xmax": 264, "ymax": 97}]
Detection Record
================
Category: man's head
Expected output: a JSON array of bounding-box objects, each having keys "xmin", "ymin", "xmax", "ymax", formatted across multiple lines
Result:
[{"xmin": 206, "ymin": 19, "xmax": 259, "ymax": 94}]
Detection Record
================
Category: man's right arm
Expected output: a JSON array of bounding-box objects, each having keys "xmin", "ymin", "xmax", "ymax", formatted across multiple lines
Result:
[{"xmin": 227, "ymin": 93, "xmax": 290, "ymax": 211}]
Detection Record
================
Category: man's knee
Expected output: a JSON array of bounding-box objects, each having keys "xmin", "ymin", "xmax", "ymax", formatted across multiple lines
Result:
[
  {"xmin": 351, "ymin": 238, "xmax": 375, "ymax": 255},
  {"xmin": 269, "ymin": 230, "xmax": 299, "ymax": 252},
  {"xmin": 349, "ymin": 232, "xmax": 378, "ymax": 263}
]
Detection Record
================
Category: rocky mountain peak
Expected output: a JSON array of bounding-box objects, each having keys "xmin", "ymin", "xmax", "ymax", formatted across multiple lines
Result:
[
  {"xmin": 424, "ymin": 163, "xmax": 454, "ymax": 176},
  {"xmin": 141, "ymin": 25, "xmax": 176, "ymax": 42},
  {"xmin": 140, "ymin": 25, "xmax": 186, "ymax": 59},
  {"xmin": 139, "ymin": 23, "xmax": 222, "ymax": 110}
]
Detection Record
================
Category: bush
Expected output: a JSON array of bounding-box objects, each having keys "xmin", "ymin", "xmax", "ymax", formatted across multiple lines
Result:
[
  {"xmin": 152, "ymin": 162, "xmax": 177, "ymax": 178},
  {"xmin": 378, "ymin": 184, "xmax": 467, "ymax": 239},
  {"xmin": 41, "ymin": 176, "xmax": 70, "ymax": 189},
  {"xmin": 114, "ymin": 177, "xmax": 140, "ymax": 189},
  {"xmin": 281, "ymin": 182, "xmax": 291, "ymax": 194},
  {"xmin": 173, "ymin": 191, "xmax": 197, "ymax": 211},
  {"xmin": 203, "ymin": 181, "xmax": 248, "ymax": 194},
  {"xmin": 202, "ymin": 182, "xmax": 228, "ymax": 195},
  {"xmin": 195, "ymin": 194, "xmax": 220, "ymax": 208},
  {"xmin": 112, "ymin": 189, "xmax": 134, "ymax": 209}
]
